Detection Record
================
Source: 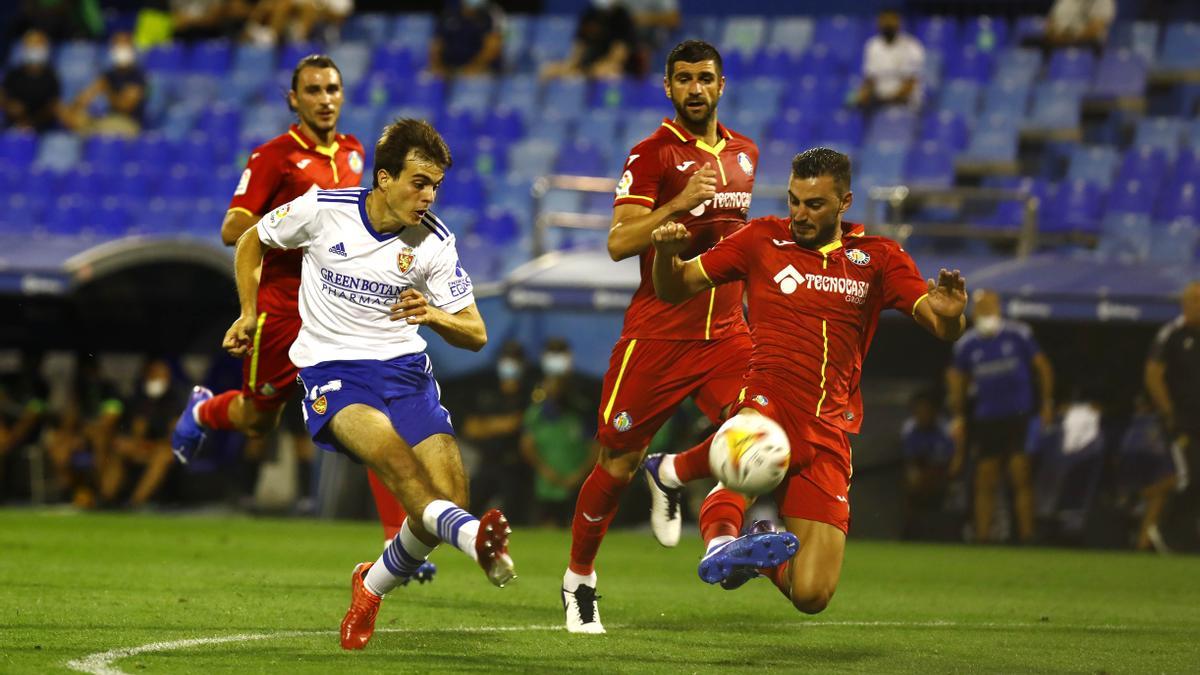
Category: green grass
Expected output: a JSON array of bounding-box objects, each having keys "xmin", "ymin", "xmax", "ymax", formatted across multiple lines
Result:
[{"xmin": 1, "ymin": 509, "xmax": 1198, "ymax": 674}]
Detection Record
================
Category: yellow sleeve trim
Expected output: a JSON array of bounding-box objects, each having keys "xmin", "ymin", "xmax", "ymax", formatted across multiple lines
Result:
[
  {"xmin": 695, "ymin": 258, "xmax": 715, "ymax": 286},
  {"xmin": 617, "ymin": 194, "xmax": 655, "ymax": 205},
  {"xmin": 911, "ymin": 292, "xmax": 930, "ymax": 316},
  {"xmin": 228, "ymin": 207, "xmax": 258, "ymax": 219}
]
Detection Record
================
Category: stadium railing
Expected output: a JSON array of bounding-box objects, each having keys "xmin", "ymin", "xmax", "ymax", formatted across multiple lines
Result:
[{"xmin": 865, "ymin": 184, "xmax": 1042, "ymax": 258}]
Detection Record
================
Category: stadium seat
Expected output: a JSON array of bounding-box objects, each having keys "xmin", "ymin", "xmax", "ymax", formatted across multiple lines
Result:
[
  {"xmin": 492, "ymin": 172, "xmax": 535, "ymax": 224},
  {"xmin": 474, "ymin": 206, "xmax": 521, "ymax": 246},
  {"xmin": 1156, "ymin": 22, "xmax": 1200, "ymax": 76},
  {"xmin": 957, "ymin": 124, "xmax": 1018, "ymax": 171},
  {"xmin": 767, "ymin": 107, "xmax": 815, "ymax": 147},
  {"xmin": 857, "ymin": 142, "xmax": 907, "ymax": 188},
  {"xmin": 392, "ymin": 13, "xmax": 434, "ymax": 51},
  {"xmin": 342, "ymin": 12, "xmax": 391, "ymax": 44},
  {"xmin": 937, "ymin": 79, "xmax": 981, "ymax": 121},
  {"xmin": 981, "ymin": 78, "xmax": 1030, "ymax": 120},
  {"xmin": 542, "ymin": 77, "xmax": 587, "ymax": 119},
  {"xmin": 1065, "ymin": 145, "xmax": 1119, "ymax": 187},
  {"xmin": 905, "ymin": 141, "xmax": 955, "ymax": 188},
  {"xmin": 722, "ymin": 107, "xmax": 769, "ymax": 145},
  {"xmin": 438, "ymin": 108, "xmax": 481, "ymax": 143},
  {"xmin": 1011, "ymin": 15, "xmax": 1046, "ymax": 45},
  {"xmin": 406, "ymin": 74, "xmax": 446, "ymax": 114},
  {"xmin": 944, "ymin": 45, "xmax": 993, "ymax": 83},
  {"xmin": 1116, "ymin": 145, "xmax": 1170, "ymax": 186},
  {"xmin": 1156, "ymin": 180, "xmax": 1200, "ymax": 222},
  {"xmin": 369, "ymin": 43, "xmax": 419, "ymax": 80},
  {"xmin": 187, "ymin": 40, "xmax": 233, "ymax": 75},
  {"xmin": 1089, "ymin": 49, "xmax": 1147, "ymax": 102},
  {"xmin": 796, "ymin": 44, "xmax": 843, "ymax": 83},
  {"xmin": 33, "ymin": 132, "xmax": 81, "ymax": 173},
  {"xmin": 493, "ymin": 74, "xmax": 539, "ymax": 118},
  {"xmin": 679, "ymin": 15, "xmax": 720, "ymax": 44},
  {"xmin": 865, "ymin": 107, "xmax": 917, "ymax": 146},
  {"xmin": 1105, "ymin": 178, "xmax": 1159, "ymax": 218},
  {"xmin": 1111, "ymin": 21, "xmax": 1160, "ymax": 67},
  {"xmin": 485, "ymin": 105, "xmax": 525, "ymax": 145},
  {"xmin": 1097, "ymin": 212, "xmax": 1152, "ymax": 261},
  {"xmin": 571, "ymin": 109, "xmax": 620, "ymax": 149},
  {"xmin": 617, "ymin": 110, "xmax": 664, "ymax": 153},
  {"xmin": 1041, "ymin": 179, "xmax": 1104, "ymax": 234},
  {"xmin": 437, "ymin": 170, "xmax": 485, "ymax": 213},
  {"xmin": 790, "ymin": 73, "xmax": 850, "ymax": 116},
  {"xmin": 960, "ymin": 16, "xmax": 1008, "ymax": 52},
  {"xmin": 1133, "ymin": 118, "xmax": 1186, "ymax": 157},
  {"xmin": 1046, "ymin": 48, "xmax": 1095, "ymax": 83},
  {"xmin": 44, "ymin": 195, "xmax": 88, "ymax": 237},
  {"xmin": 447, "ymin": 76, "xmax": 497, "ymax": 115},
  {"xmin": 0, "ymin": 130, "xmax": 37, "ymax": 169},
  {"xmin": 720, "ymin": 16, "xmax": 767, "ymax": 56},
  {"xmin": 1149, "ymin": 219, "xmax": 1200, "ymax": 263},
  {"xmin": 766, "ymin": 17, "xmax": 814, "ymax": 55},
  {"xmin": 523, "ymin": 112, "xmax": 569, "ymax": 146},
  {"xmin": 554, "ymin": 139, "xmax": 608, "ymax": 177},
  {"xmin": 812, "ymin": 15, "xmax": 865, "ymax": 67},
  {"xmin": 1023, "ymin": 81, "xmax": 1085, "ymax": 137},
  {"xmin": 920, "ymin": 110, "xmax": 969, "ymax": 151},
  {"xmin": 142, "ymin": 43, "xmax": 184, "ymax": 73},
  {"xmin": 914, "ymin": 16, "xmax": 959, "ymax": 55},
  {"xmin": 815, "ymin": 108, "xmax": 864, "ymax": 148},
  {"xmin": 972, "ymin": 175, "xmax": 1044, "ymax": 229},
  {"xmin": 327, "ymin": 41, "xmax": 371, "ymax": 84},
  {"xmin": 758, "ymin": 140, "xmax": 797, "ymax": 187},
  {"xmin": 279, "ymin": 43, "xmax": 318, "ymax": 73},
  {"xmin": 733, "ymin": 77, "xmax": 783, "ymax": 117},
  {"xmin": 992, "ymin": 48, "xmax": 1042, "ymax": 87},
  {"xmin": 507, "ymin": 139, "xmax": 558, "ymax": 180},
  {"xmin": 528, "ymin": 15, "xmax": 575, "ymax": 68},
  {"xmin": 339, "ymin": 108, "xmax": 380, "ymax": 147},
  {"xmin": 1174, "ymin": 148, "xmax": 1200, "ymax": 184}
]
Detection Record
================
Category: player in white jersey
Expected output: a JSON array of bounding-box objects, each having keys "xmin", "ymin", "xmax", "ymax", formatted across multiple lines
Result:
[{"xmin": 223, "ymin": 119, "xmax": 515, "ymax": 651}]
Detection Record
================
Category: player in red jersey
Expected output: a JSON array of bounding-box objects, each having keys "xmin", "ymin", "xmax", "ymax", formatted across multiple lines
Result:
[
  {"xmin": 561, "ymin": 40, "xmax": 791, "ymax": 634},
  {"xmin": 170, "ymin": 55, "xmax": 411, "ymax": 550},
  {"xmin": 650, "ymin": 147, "xmax": 967, "ymax": 613}
]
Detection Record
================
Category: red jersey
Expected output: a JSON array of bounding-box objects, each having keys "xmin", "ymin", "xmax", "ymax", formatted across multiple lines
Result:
[
  {"xmin": 228, "ymin": 124, "xmax": 366, "ymax": 315},
  {"xmin": 698, "ymin": 217, "xmax": 929, "ymax": 434},
  {"xmin": 613, "ymin": 118, "xmax": 757, "ymax": 341}
]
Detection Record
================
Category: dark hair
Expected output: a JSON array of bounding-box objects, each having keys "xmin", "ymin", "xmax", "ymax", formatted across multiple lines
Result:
[
  {"xmin": 372, "ymin": 118, "xmax": 452, "ymax": 187},
  {"xmin": 544, "ymin": 337, "xmax": 571, "ymax": 353},
  {"xmin": 791, "ymin": 147, "xmax": 852, "ymax": 193},
  {"xmin": 666, "ymin": 40, "xmax": 722, "ymax": 79},
  {"xmin": 290, "ymin": 54, "xmax": 342, "ymax": 92}
]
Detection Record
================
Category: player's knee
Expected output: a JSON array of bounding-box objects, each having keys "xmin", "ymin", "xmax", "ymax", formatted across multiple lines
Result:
[
  {"xmin": 789, "ymin": 585, "xmax": 835, "ymax": 615},
  {"xmin": 597, "ymin": 445, "xmax": 643, "ymax": 482}
]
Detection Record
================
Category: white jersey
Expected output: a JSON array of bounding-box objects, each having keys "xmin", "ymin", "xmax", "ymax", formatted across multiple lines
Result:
[{"xmin": 256, "ymin": 187, "xmax": 475, "ymax": 368}]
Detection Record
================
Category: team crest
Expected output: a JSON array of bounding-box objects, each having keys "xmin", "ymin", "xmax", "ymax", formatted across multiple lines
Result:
[
  {"xmin": 268, "ymin": 204, "xmax": 290, "ymax": 227},
  {"xmin": 752, "ymin": 394, "xmax": 769, "ymax": 406},
  {"xmin": 397, "ymin": 247, "xmax": 416, "ymax": 273},
  {"xmin": 846, "ymin": 249, "xmax": 871, "ymax": 266},
  {"xmin": 312, "ymin": 395, "xmax": 328, "ymax": 415},
  {"xmin": 613, "ymin": 411, "xmax": 633, "ymax": 432},
  {"xmin": 348, "ymin": 150, "xmax": 363, "ymax": 175},
  {"xmin": 737, "ymin": 152, "xmax": 754, "ymax": 176},
  {"xmin": 616, "ymin": 170, "xmax": 633, "ymax": 197},
  {"xmin": 260, "ymin": 383, "xmax": 276, "ymax": 396}
]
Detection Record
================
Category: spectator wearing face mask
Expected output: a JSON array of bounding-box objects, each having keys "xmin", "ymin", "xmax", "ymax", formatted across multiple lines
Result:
[
  {"xmin": 98, "ymin": 357, "xmax": 185, "ymax": 508},
  {"xmin": 854, "ymin": 9, "xmax": 925, "ymax": 111},
  {"xmin": 1, "ymin": 29, "xmax": 66, "ymax": 132},
  {"xmin": 429, "ymin": 0, "xmax": 505, "ymax": 78},
  {"xmin": 947, "ymin": 289, "xmax": 1054, "ymax": 544},
  {"xmin": 66, "ymin": 31, "xmax": 146, "ymax": 137},
  {"xmin": 540, "ymin": 0, "xmax": 643, "ymax": 81},
  {"xmin": 461, "ymin": 340, "xmax": 533, "ymax": 524}
]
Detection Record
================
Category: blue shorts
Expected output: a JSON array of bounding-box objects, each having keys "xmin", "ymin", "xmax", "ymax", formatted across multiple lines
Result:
[{"xmin": 297, "ymin": 353, "xmax": 454, "ymax": 458}]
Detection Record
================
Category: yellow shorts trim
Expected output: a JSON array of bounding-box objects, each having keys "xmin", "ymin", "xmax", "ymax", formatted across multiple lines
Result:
[{"xmin": 602, "ymin": 339, "xmax": 638, "ymax": 423}]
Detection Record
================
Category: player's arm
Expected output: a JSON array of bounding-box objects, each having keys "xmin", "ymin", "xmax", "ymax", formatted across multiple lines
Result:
[
  {"xmin": 608, "ymin": 163, "xmax": 716, "ymax": 261},
  {"xmin": 945, "ymin": 364, "xmax": 968, "ymax": 472},
  {"xmin": 391, "ymin": 294, "xmax": 487, "ymax": 352},
  {"xmin": 1032, "ymin": 351, "xmax": 1055, "ymax": 425},
  {"xmin": 912, "ymin": 269, "xmax": 968, "ymax": 341},
  {"xmin": 223, "ymin": 226, "xmax": 269, "ymax": 357},
  {"xmin": 1144, "ymin": 357, "xmax": 1174, "ymax": 431},
  {"xmin": 221, "ymin": 208, "xmax": 261, "ymax": 246},
  {"xmin": 650, "ymin": 222, "xmax": 712, "ymax": 303}
]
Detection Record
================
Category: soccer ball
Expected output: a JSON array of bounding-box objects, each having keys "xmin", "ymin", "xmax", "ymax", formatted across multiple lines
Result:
[{"xmin": 709, "ymin": 413, "xmax": 791, "ymax": 496}]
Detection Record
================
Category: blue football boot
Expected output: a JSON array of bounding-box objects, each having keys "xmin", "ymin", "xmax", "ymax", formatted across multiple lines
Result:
[{"xmin": 171, "ymin": 386, "xmax": 213, "ymax": 465}]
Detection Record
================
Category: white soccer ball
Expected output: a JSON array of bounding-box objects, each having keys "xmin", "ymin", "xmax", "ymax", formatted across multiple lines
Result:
[{"xmin": 709, "ymin": 413, "xmax": 791, "ymax": 496}]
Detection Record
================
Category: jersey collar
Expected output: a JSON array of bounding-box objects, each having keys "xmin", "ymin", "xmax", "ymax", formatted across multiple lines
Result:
[
  {"xmin": 816, "ymin": 222, "xmax": 866, "ymax": 255},
  {"xmin": 660, "ymin": 118, "xmax": 732, "ymax": 157},
  {"xmin": 288, "ymin": 123, "xmax": 341, "ymax": 157},
  {"xmin": 358, "ymin": 189, "xmax": 395, "ymax": 242}
]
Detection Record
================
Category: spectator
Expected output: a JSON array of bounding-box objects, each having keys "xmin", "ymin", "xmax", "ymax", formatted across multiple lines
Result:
[
  {"xmin": 1042, "ymin": 0, "xmax": 1116, "ymax": 54},
  {"xmin": 0, "ymin": 350, "xmax": 50, "ymax": 499},
  {"xmin": 541, "ymin": 0, "xmax": 642, "ymax": 81},
  {"xmin": 66, "ymin": 31, "xmax": 147, "ymax": 137},
  {"xmin": 97, "ymin": 358, "xmax": 182, "ymax": 508},
  {"xmin": 520, "ymin": 339, "xmax": 598, "ymax": 527},
  {"xmin": 1116, "ymin": 394, "xmax": 1177, "ymax": 552},
  {"xmin": 947, "ymin": 289, "xmax": 1054, "ymax": 544},
  {"xmin": 900, "ymin": 390, "xmax": 957, "ymax": 538},
  {"xmin": 1, "ymin": 30, "xmax": 66, "ymax": 132},
  {"xmin": 9, "ymin": 0, "xmax": 104, "ymax": 43},
  {"xmin": 625, "ymin": 0, "xmax": 680, "ymax": 56},
  {"xmin": 429, "ymin": 0, "xmax": 505, "ymax": 78},
  {"xmin": 1144, "ymin": 280, "xmax": 1200, "ymax": 551},
  {"xmin": 854, "ymin": 9, "xmax": 925, "ymax": 111},
  {"xmin": 461, "ymin": 340, "xmax": 533, "ymax": 524},
  {"xmin": 43, "ymin": 354, "xmax": 123, "ymax": 508}
]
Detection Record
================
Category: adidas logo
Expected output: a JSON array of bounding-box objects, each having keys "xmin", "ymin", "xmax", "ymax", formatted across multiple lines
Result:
[{"xmin": 328, "ymin": 242, "xmax": 346, "ymax": 257}]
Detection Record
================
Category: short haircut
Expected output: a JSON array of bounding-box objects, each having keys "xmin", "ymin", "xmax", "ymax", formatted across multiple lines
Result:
[
  {"xmin": 791, "ymin": 147, "xmax": 852, "ymax": 193},
  {"xmin": 666, "ymin": 40, "xmax": 722, "ymax": 79},
  {"xmin": 371, "ymin": 118, "xmax": 452, "ymax": 188},
  {"xmin": 290, "ymin": 54, "xmax": 342, "ymax": 92},
  {"xmin": 544, "ymin": 337, "xmax": 571, "ymax": 353}
]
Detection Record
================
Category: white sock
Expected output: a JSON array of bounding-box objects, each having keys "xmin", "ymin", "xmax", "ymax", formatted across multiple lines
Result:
[
  {"xmin": 563, "ymin": 569, "xmax": 597, "ymax": 592},
  {"xmin": 364, "ymin": 518, "xmax": 436, "ymax": 596},
  {"xmin": 659, "ymin": 454, "xmax": 683, "ymax": 489},
  {"xmin": 421, "ymin": 499, "xmax": 481, "ymax": 561},
  {"xmin": 705, "ymin": 535, "xmax": 735, "ymax": 556},
  {"xmin": 192, "ymin": 401, "xmax": 205, "ymax": 426}
]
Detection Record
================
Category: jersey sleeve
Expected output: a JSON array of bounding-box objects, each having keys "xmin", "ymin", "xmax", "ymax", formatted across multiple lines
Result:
[
  {"xmin": 882, "ymin": 244, "xmax": 930, "ymax": 315},
  {"xmin": 256, "ymin": 192, "xmax": 315, "ymax": 250},
  {"xmin": 613, "ymin": 142, "xmax": 663, "ymax": 209},
  {"xmin": 696, "ymin": 221, "xmax": 754, "ymax": 286},
  {"xmin": 229, "ymin": 144, "xmax": 286, "ymax": 216},
  {"xmin": 1147, "ymin": 321, "xmax": 1176, "ymax": 362},
  {"xmin": 420, "ymin": 235, "xmax": 475, "ymax": 314}
]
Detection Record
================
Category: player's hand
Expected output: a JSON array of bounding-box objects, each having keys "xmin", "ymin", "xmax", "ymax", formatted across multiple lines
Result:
[
  {"xmin": 390, "ymin": 288, "xmax": 440, "ymax": 326},
  {"xmin": 222, "ymin": 314, "xmax": 258, "ymax": 358},
  {"xmin": 651, "ymin": 221, "xmax": 692, "ymax": 257},
  {"xmin": 924, "ymin": 268, "xmax": 967, "ymax": 318},
  {"xmin": 670, "ymin": 162, "xmax": 718, "ymax": 213}
]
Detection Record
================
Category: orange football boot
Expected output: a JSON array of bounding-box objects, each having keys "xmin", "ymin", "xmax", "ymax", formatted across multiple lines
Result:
[{"xmin": 340, "ymin": 562, "xmax": 382, "ymax": 650}]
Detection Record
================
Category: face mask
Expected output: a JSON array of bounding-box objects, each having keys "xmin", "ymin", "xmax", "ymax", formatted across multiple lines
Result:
[
  {"xmin": 592, "ymin": 0, "xmax": 615, "ymax": 9},
  {"xmin": 462, "ymin": 0, "xmax": 486, "ymax": 9},
  {"xmin": 110, "ymin": 45, "xmax": 135, "ymax": 67},
  {"xmin": 975, "ymin": 315, "xmax": 1002, "ymax": 337},
  {"xmin": 497, "ymin": 358, "xmax": 522, "ymax": 381},
  {"xmin": 542, "ymin": 353, "xmax": 572, "ymax": 377},
  {"xmin": 21, "ymin": 46, "xmax": 49, "ymax": 66},
  {"xmin": 881, "ymin": 28, "xmax": 899, "ymax": 42},
  {"xmin": 144, "ymin": 379, "xmax": 169, "ymax": 398}
]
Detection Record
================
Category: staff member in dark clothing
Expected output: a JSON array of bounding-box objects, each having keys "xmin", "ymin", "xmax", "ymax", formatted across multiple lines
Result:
[
  {"xmin": 461, "ymin": 340, "xmax": 533, "ymax": 524},
  {"xmin": 948, "ymin": 289, "xmax": 1054, "ymax": 544},
  {"xmin": 1145, "ymin": 281, "xmax": 1200, "ymax": 551},
  {"xmin": 429, "ymin": 0, "xmax": 505, "ymax": 77},
  {"xmin": 67, "ymin": 31, "xmax": 146, "ymax": 136},
  {"xmin": 1, "ymin": 29, "xmax": 65, "ymax": 132}
]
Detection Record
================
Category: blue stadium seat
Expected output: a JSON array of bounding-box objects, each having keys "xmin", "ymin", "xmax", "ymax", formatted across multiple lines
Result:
[
  {"xmin": 815, "ymin": 108, "xmax": 863, "ymax": 148},
  {"xmin": 1023, "ymin": 81, "xmax": 1085, "ymax": 135},
  {"xmin": 719, "ymin": 50, "xmax": 755, "ymax": 80},
  {"xmin": 766, "ymin": 17, "xmax": 814, "ymax": 55},
  {"xmin": 572, "ymin": 109, "xmax": 620, "ymax": 148},
  {"xmin": 143, "ymin": 43, "xmax": 184, "ymax": 73},
  {"xmin": 1149, "ymin": 219, "xmax": 1200, "ymax": 263},
  {"xmin": 811, "ymin": 15, "xmax": 865, "ymax": 68},
  {"xmin": 865, "ymin": 107, "xmax": 917, "ymax": 146},
  {"xmin": 959, "ymin": 124, "xmax": 1018, "ymax": 166},
  {"xmin": 960, "ymin": 16, "xmax": 1008, "ymax": 52},
  {"xmin": 733, "ymin": 77, "xmax": 783, "ymax": 116},
  {"xmin": 474, "ymin": 205, "xmax": 522, "ymax": 246},
  {"xmin": 342, "ymin": 12, "xmax": 391, "ymax": 44},
  {"xmin": 914, "ymin": 16, "xmax": 959, "ymax": 55},
  {"xmin": 328, "ymin": 41, "xmax": 371, "ymax": 86},
  {"xmin": 758, "ymin": 140, "xmax": 796, "ymax": 187},
  {"xmin": 1133, "ymin": 117, "xmax": 1186, "ymax": 156},
  {"xmin": 176, "ymin": 73, "xmax": 222, "ymax": 109},
  {"xmin": 279, "ymin": 43, "xmax": 319, "ymax": 72},
  {"xmin": 492, "ymin": 172, "xmax": 535, "ymax": 224},
  {"xmin": 392, "ymin": 13, "xmax": 434, "ymax": 52},
  {"xmin": 188, "ymin": 40, "xmax": 233, "ymax": 74},
  {"xmin": 528, "ymin": 15, "xmax": 576, "ymax": 67},
  {"xmin": 554, "ymin": 139, "xmax": 608, "ymax": 177},
  {"xmin": 922, "ymin": 50, "xmax": 944, "ymax": 96},
  {"xmin": 34, "ymin": 132, "xmax": 81, "ymax": 172},
  {"xmin": 438, "ymin": 108, "xmax": 481, "ymax": 142},
  {"xmin": 231, "ymin": 44, "xmax": 275, "ymax": 79},
  {"xmin": 468, "ymin": 135, "xmax": 508, "ymax": 178},
  {"xmin": 81, "ymin": 135, "xmax": 130, "ymax": 167},
  {"xmin": 790, "ymin": 74, "xmax": 850, "ymax": 116},
  {"xmin": 507, "ymin": 139, "xmax": 558, "ymax": 180},
  {"xmin": 1116, "ymin": 145, "xmax": 1170, "ymax": 185},
  {"xmin": 1097, "ymin": 212, "xmax": 1152, "ymax": 261},
  {"xmin": 485, "ymin": 105, "xmax": 525, "ymax": 144},
  {"xmin": 937, "ymin": 79, "xmax": 981, "ymax": 120},
  {"xmin": 720, "ymin": 16, "xmax": 767, "ymax": 57},
  {"xmin": 1105, "ymin": 178, "xmax": 1159, "ymax": 218},
  {"xmin": 981, "ymin": 78, "xmax": 1030, "ymax": 119},
  {"xmin": 45, "ymin": 195, "xmax": 88, "ymax": 236},
  {"xmin": 1089, "ymin": 49, "xmax": 1147, "ymax": 101},
  {"xmin": 1157, "ymin": 22, "xmax": 1200, "ymax": 75},
  {"xmin": 617, "ymin": 110, "xmax": 663, "ymax": 153},
  {"xmin": 905, "ymin": 141, "xmax": 955, "ymax": 188},
  {"xmin": 1011, "ymin": 15, "xmax": 1046, "ymax": 45},
  {"xmin": 1065, "ymin": 145, "xmax": 1119, "ymax": 187},
  {"xmin": 796, "ymin": 44, "xmax": 843, "ymax": 82},
  {"xmin": 857, "ymin": 142, "xmax": 907, "ymax": 187},
  {"xmin": 0, "ymin": 130, "xmax": 37, "ymax": 169},
  {"xmin": 406, "ymin": 74, "xmax": 446, "ymax": 114},
  {"xmin": 340, "ymin": 108, "xmax": 381, "ymax": 147},
  {"xmin": 437, "ymin": 170, "xmax": 485, "ymax": 212},
  {"xmin": 679, "ymin": 15, "xmax": 720, "ymax": 44},
  {"xmin": 1174, "ymin": 148, "xmax": 1200, "ymax": 184},
  {"xmin": 1111, "ymin": 21, "xmax": 1160, "ymax": 66},
  {"xmin": 494, "ymin": 74, "xmax": 539, "ymax": 117},
  {"xmin": 542, "ymin": 77, "xmax": 587, "ymax": 118},
  {"xmin": 1156, "ymin": 180, "xmax": 1200, "ymax": 222},
  {"xmin": 971, "ymin": 176, "xmax": 1044, "ymax": 229},
  {"xmin": 767, "ymin": 107, "xmax": 815, "ymax": 146},
  {"xmin": 1041, "ymin": 179, "xmax": 1104, "ymax": 234},
  {"xmin": 630, "ymin": 77, "xmax": 666, "ymax": 109},
  {"xmin": 589, "ymin": 77, "xmax": 642, "ymax": 110},
  {"xmin": 920, "ymin": 110, "xmax": 968, "ymax": 151},
  {"xmin": 722, "ymin": 107, "xmax": 769, "ymax": 145},
  {"xmin": 91, "ymin": 197, "xmax": 131, "ymax": 239},
  {"xmin": 944, "ymin": 45, "xmax": 993, "ymax": 83},
  {"xmin": 369, "ymin": 43, "xmax": 419, "ymax": 79},
  {"xmin": 1046, "ymin": 48, "xmax": 1095, "ymax": 83},
  {"xmin": 993, "ymin": 48, "xmax": 1041, "ymax": 87},
  {"xmin": 524, "ymin": 112, "xmax": 569, "ymax": 145},
  {"xmin": 447, "ymin": 75, "xmax": 496, "ymax": 114}
]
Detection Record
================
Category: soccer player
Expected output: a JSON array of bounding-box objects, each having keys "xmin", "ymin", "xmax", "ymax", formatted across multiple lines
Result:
[
  {"xmin": 223, "ymin": 118, "xmax": 515, "ymax": 650},
  {"xmin": 649, "ymin": 147, "xmax": 968, "ymax": 613},
  {"xmin": 170, "ymin": 54, "xmax": 410, "ymax": 545},
  {"xmin": 560, "ymin": 40, "xmax": 790, "ymax": 634}
]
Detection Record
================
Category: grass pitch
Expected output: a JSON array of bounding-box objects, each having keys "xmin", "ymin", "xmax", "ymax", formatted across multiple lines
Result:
[{"xmin": 2, "ymin": 509, "xmax": 1198, "ymax": 674}]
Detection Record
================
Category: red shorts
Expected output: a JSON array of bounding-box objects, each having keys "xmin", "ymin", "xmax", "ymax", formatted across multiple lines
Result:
[
  {"xmin": 734, "ymin": 388, "xmax": 853, "ymax": 534},
  {"xmin": 596, "ymin": 334, "xmax": 751, "ymax": 451},
  {"xmin": 241, "ymin": 310, "xmax": 302, "ymax": 411}
]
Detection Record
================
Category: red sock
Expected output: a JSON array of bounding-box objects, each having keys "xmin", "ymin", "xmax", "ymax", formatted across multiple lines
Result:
[
  {"xmin": 763, "ymin": 559, "xmax": 790, "ymax": 595},
  {"xmin": 196, "ymin": 390, "xmax": 240, "ymax": 430},
  {"xmin": 674, "ymin": 431, "xmax": 717, "ymax": 483},
  {"xmin": 367, "ymin": 469, "xmax": 406, "ymax": 541},
  {"xmin": 568, "ymin": 465, "xmax": 632, "ymax": 575},
  {"xmin": 699, "ymin": 487, "xmax": 746, "ymax": 546}
]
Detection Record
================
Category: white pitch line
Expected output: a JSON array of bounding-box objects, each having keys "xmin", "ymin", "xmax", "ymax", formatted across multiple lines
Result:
[{"xmin": 65, "ymin": 620, "xmax": 1147, "ymax": 675}]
